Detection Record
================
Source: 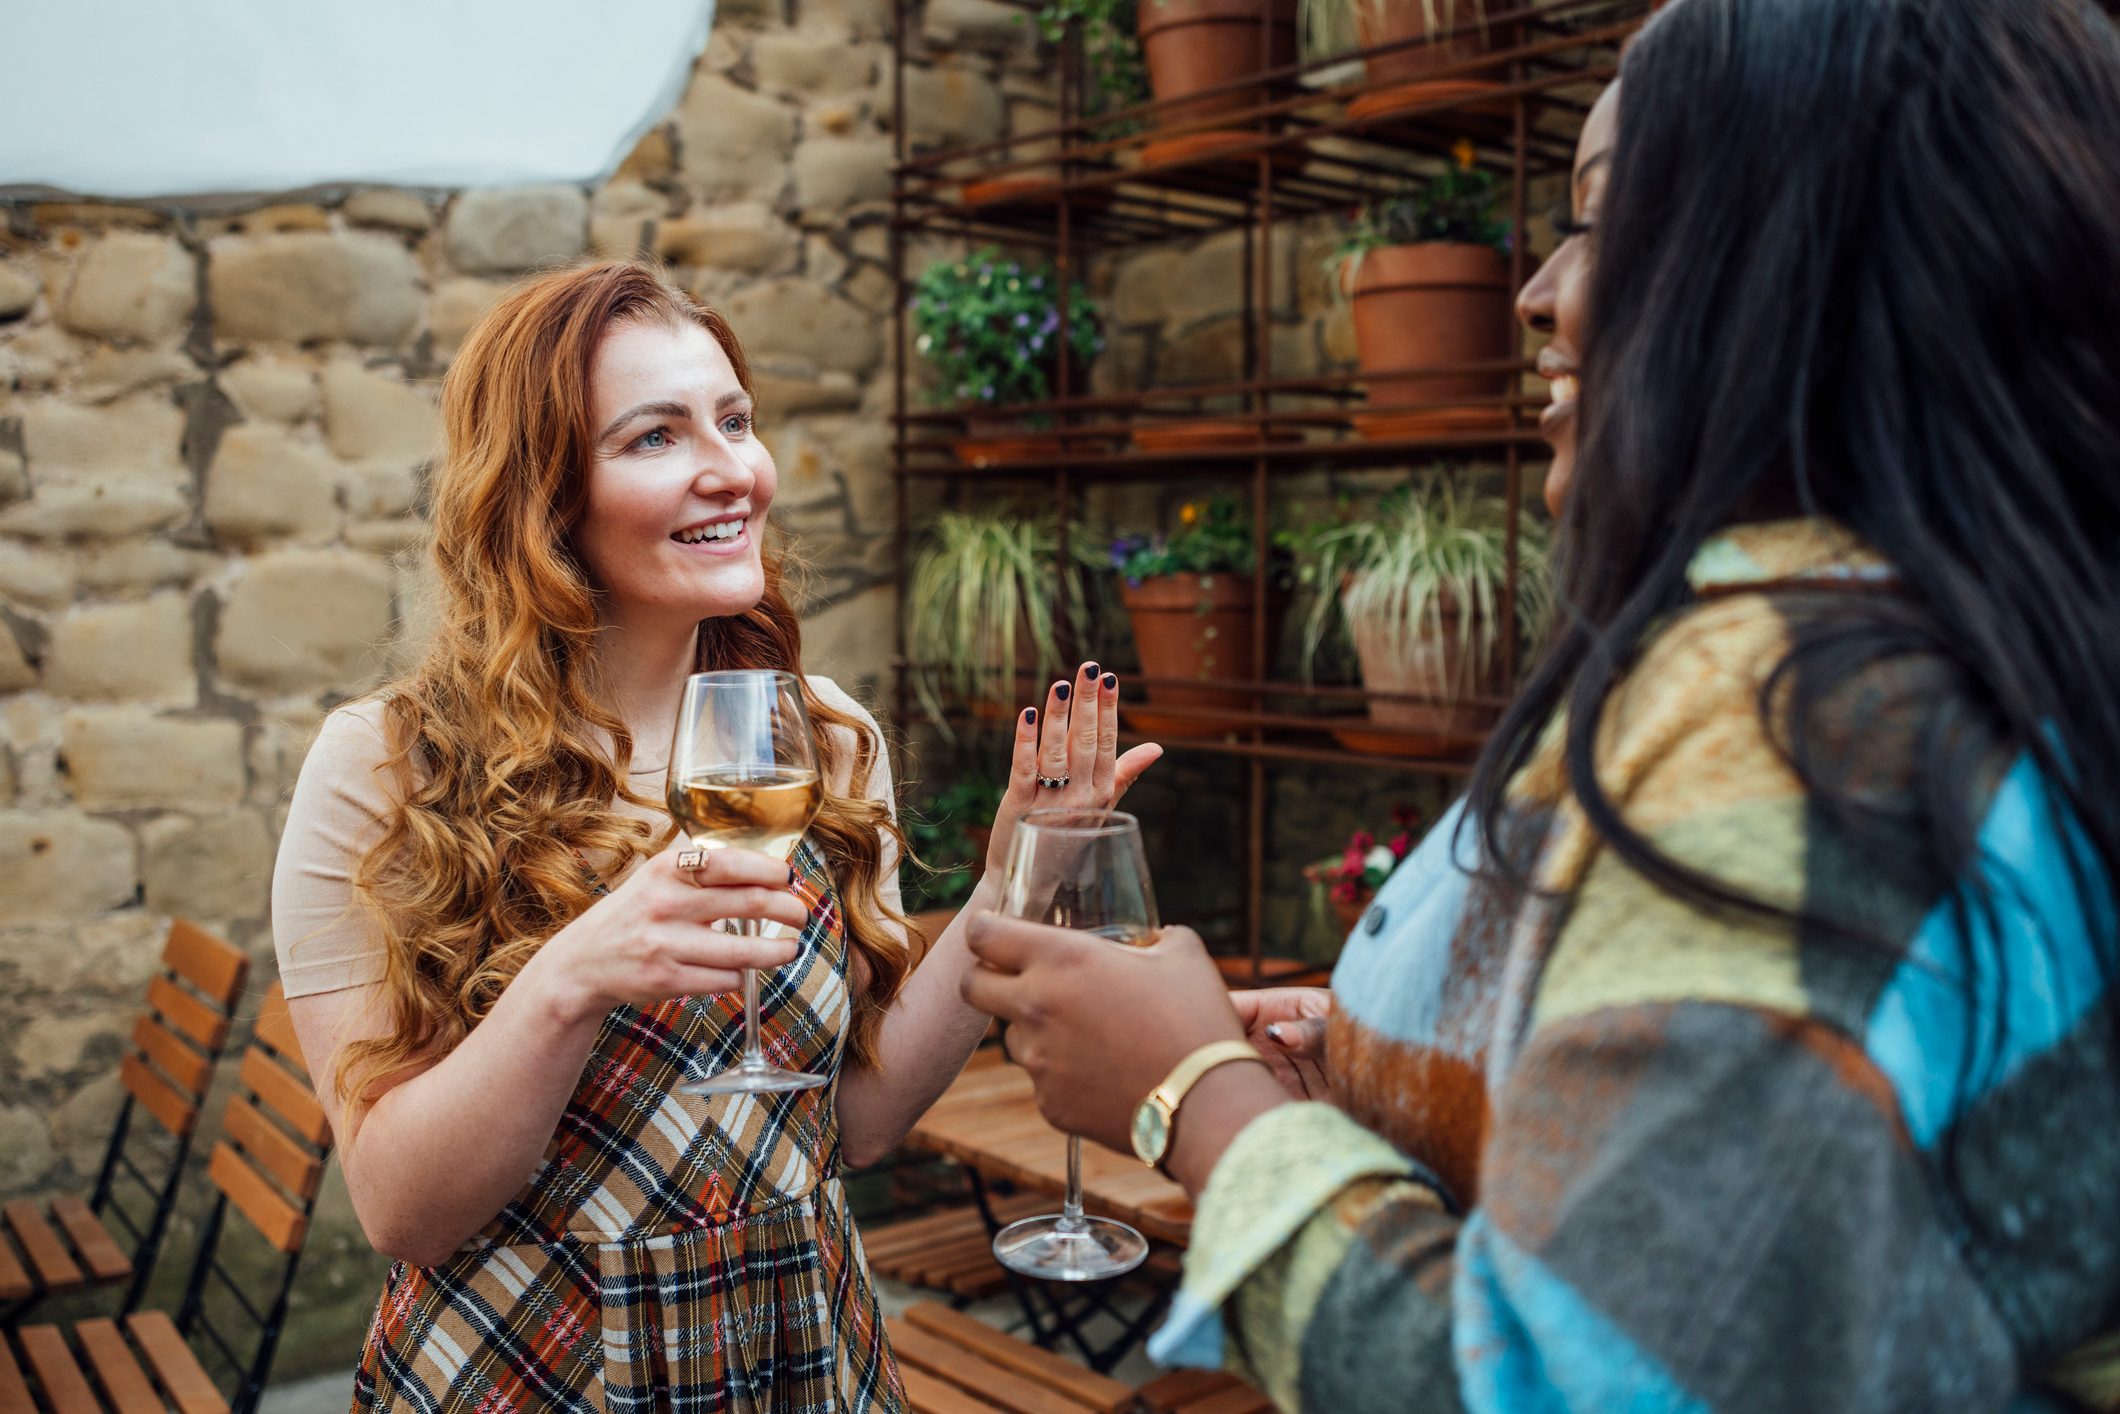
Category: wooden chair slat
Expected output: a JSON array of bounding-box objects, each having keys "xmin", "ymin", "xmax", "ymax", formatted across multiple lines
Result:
[
  {"xmin": 250, "ymin": 985, "xmax": 308, "ymax": 1076},
  {"xmin": 1135, "ymin": 1370, "xmax": 1229, "ymax": 1411},
  {"xmin": 120, "ymin": 1054, "xmax": 198, "ymax": 1139},
  {"xmin": 902, "ymin": 1304, "xmax": 1135, "ymax": 1414},
  {"xmin": 0, "ymin": 1233, "xmax": 32, "ymax": 1302},
  {"xmin": 1176, "ymin": 1386, "xmax": 1272, "ymax": 1414},
  {"xmin": 47, "ymin": 1197, "xmax": 131, "ymax": 1283},
  {"xmin": 887, "ymin": 1322, "xmax": 1091, "ymax": 1414},
  {"xmin": 207, "ymin": 1144, "xmax": 307, "ymax": 1254},
  {"xmin": 0, "ymin": 1334, "xmax": 32, "ymax": 1414},
  {"xmin": 146, "ymin": 976, "xmax": 228, "ymax": 1053},
  {"xmin": 1, "ymin": 1203, "xmax": 82, "ymax": 1293},
  {"xmin": 127, "ymin": 1311, "xmax": 229, "ymax": 1414},
  {"xmin": 900, "ymin": 1362, "xmax": 1008, "ymax": 1414},
  {"xmin": 14, "ymin": 1326, "xmax": 98, "ymax": 1414},
  {"xmin": 222, "ymin": 1097, "xmax": 323, "ymax": 1200},
  {"xmin": 132, "ymin": 1014, "xmax": 213, "ymax": 1098},
  {"xmin": 162, "ymin": 922, "xmax": 249, "ymax": 1008},
  {"xmin": 74, "ymin": 1317, "xmax": 162, "ymax": 1412},
  {"xmin": 238, "ymin": 1048, "xmax": 330, "ymax": 1147}
]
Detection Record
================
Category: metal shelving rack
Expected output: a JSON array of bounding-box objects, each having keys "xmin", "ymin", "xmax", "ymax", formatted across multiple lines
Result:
[{"xmin": 887, "ymin": 0, "xmax": 1651, "ymax": 974}]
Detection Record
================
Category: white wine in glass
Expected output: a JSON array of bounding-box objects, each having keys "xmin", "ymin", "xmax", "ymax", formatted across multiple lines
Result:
[
  {"xmin": 991, "ymin": 808, "xmax": 1157, "ymax": 1283},
  {"xmin": 666, "ymin": 670, "xmax": 829, "ymax": 1096}
]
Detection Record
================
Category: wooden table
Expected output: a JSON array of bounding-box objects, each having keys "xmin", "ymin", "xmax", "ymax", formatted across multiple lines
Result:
[{"xmin": 906, "ymin": 1051, "xmax": 1196, "ymax": 1248}]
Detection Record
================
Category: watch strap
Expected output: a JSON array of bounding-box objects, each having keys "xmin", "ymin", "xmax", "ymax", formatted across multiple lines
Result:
[{"xmin": 1153, "ymin": 1039, "xmax": 1269, "ymax": 1112}]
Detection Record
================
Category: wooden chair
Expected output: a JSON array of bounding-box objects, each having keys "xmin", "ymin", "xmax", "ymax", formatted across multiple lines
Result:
[
  {"xmin": 888, "ymin": 1302, "xmax": 1272, "ymax": 1414},
  {"xmin": 1, "ymin": 923, "xmax": 250, "ymax": 1327},
  {"xmin": 0, "ymin": 983, "xmax": 334, "ymax": 1414}
]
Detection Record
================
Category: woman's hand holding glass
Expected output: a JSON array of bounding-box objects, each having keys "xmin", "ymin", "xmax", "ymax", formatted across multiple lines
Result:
[{"xmin": 534, "ymin": 843, "xmax": 807, "ymax": 1025}]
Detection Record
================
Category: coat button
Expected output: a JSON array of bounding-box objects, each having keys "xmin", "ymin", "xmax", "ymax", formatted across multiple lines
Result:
[{"xmin": 1364, "ymin": 905, "xmax": 1388, "ymax": 936}]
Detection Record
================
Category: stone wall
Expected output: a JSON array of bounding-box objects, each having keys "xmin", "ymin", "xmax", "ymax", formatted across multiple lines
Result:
[{"xmin": 0, "ymin": 0, "xmax": 1052, "ymax": 1380}]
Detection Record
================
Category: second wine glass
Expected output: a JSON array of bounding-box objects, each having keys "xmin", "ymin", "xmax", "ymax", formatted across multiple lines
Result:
[
  {"xmin": 666, "ymin": 669, "xmax": 828, "ymax": 1096},
  {"xmin": 990, "ymin": 807, "xmax": 1157, "ymax": 1283}
]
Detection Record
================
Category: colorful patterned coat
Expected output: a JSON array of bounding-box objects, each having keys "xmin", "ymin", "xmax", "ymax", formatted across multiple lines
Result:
[{"xmin": 1151, "ymin": 519, "xmax": 2120, "ymax": 1411}]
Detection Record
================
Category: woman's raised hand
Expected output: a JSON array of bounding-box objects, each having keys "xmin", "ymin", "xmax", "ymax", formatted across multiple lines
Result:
[
  {"xmin": 534, "ymin": 842, "xmax": 810, "ymax": 1023},
  {"xmin": 1229, "ymin": 986, "xmax": 1334, "ymax": 1102},
  {"xmin": 987, "ymin": 661, "xmax": 1164, "ymax": 875}
]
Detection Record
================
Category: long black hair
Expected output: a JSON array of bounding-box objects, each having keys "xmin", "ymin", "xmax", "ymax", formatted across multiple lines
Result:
[{"xmin": 1470, "ymin": 0, "xmax": 2120, "ymax": 1016}]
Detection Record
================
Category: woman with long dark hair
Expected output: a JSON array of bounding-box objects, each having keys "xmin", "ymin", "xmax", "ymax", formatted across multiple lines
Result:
[
  {"xmin": 960, "ymin": 0, "xmax": 2120, "ymax": 1406},
  {"xmin": 271, "ymin": 262, "xmax": 1158, "ymax": 1411}
]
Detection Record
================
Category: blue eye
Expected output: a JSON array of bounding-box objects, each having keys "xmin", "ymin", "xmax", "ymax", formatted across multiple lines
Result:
[
  {"xmin": 719, "ymin": 411, "xmax": 751, "ymax": 438},
  {"xmin": 633, "ymin": 426, "xmax": 672, "ymax": 451}
]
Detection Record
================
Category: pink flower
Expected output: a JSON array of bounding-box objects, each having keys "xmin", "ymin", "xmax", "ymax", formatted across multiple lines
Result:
[{"xmin": 1388, "ymin": 832, "xmax": 1412, "ymax": 860}]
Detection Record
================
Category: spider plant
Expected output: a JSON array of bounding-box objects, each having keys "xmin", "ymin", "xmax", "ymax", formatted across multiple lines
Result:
[
  {"xmin": 906, "ymin": 510, "xmax": 1098, "ymax": 730},
  {"xmin": 1296, "ymin": 473, "xmax": 1550, "ymax": 689}
]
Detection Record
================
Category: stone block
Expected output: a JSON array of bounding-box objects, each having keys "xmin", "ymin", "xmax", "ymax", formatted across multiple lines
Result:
[
  {"xmin": 319, "ymin": 362, "xmax": 439, "ymax": 464},
  {"xmin": 750, "ymin": 368, "xmax": 864, "ymax": 415},
  {"xmin": 1158, "ymin": 315, "xmax": 1246, "ymax": 385},
  {"xmin": 221, "ymin": 355, "xmax": 320, "ymax": 424},
  {"xmin": 842, "ymin": 263, "xmax": 894, "ymax": 315},
  {"xmin": 429, "ymin": 278, "xmax": 510, "ymax": 357},
  {"xmin": 342, "ymin": 188, "xmax": 435, "ymax": 233},
  {"xmin": 791, "ymin": 136, "xmax": 895, "ymax": 213},
  {"xmin": 888, "ymin": 63, "xmax": 1006, "ymax": 153},
  {"xmin": 345, "ymin": 517, "xmax": 429, "ymax": 555},
  {"xmin": 14, "ymin": 1011, "xmax": 129, "ymax": 1082},
  {"xmin": 207, "ymin": 203, "xmax": 334, "ymax": 236},
  {"xmin": 0, "ymin": 447, "xmax": 25, "ymax": 506},
  {"xmin": 0, "ymin": 621, "xmax": 34, "ymax": 693},
  {"xmin": 0, "ymin": 1106, "xmax": 55, "ymax": 1193},
  {"xmin": 0, "ymin": 912, "xmax": 165, "ymax": 998},
  {"xmin": 0, "ymin": 540, "xmax": 75, "ymax": 610},
  {"xmin": 214, "ymin": 550, "xmax": 393, "ymax": 696},
  {"xmin": 0, "ymin": 323, "xmax": 85, "ymax": 389},
  {"xmin": 1319, "ymin": 302, "xmax": 1356, "ymax": 364},
  {"xmin": 142, "ymin": 811, "xmax": 270, "ymax": 920},
  {"xmin": 208, "ymin": 232, "xmax": 422, "ymax": 346},
  {"xmin": 75, "ymin": 539, "xmax": 214, "ymax": 594},
  {"xmin": 247, "ymin": 713, "xmax": 324, "ymax": 803},
  {"xmin": 591, "ymin": 179, "xmax": 664, "ymax": 222},
  {"xmin": 798, "ymin": 0, "xmax": 890, "ymax": 39},
  {"xmin": 60, "ymin": 708, "xmax": 245, "ymax": 811},
  {"xmin": 652, "ymin": 207, "xmax": 797, "ymax": 273},
  {"xmin": 0, "ymin": 396, "xmax": 189, "ymax": 540},
  {"xmin": 925, "ymin": 0, "xmax": 1038, "ymax": 55},
  {"xmin": 805, "ymin": 235, "xmax": 849, "ymax": 287},
  {"xmin": 799, "ymin": 582, "xmax": 895, "ymax": 688},
  {"xmin": 0, "ymin": 809, "xmax": 137, "ymax": 922},
  {"xmin": 339, "ymin": 460, "xmax": 421, "ymax": 520},
  {"xmin": 674, "ymin": 76, "xmax": 797, "ymax": 200},
  {"xmin": 444, "ymin": 185, "xmax": 590, "ymax": 276},
  {"xmin": 721, "ymin": 279, "xmax": 879, "ymax": 375},
  {"xmin": 57, "ymin": 232, "xmax": 197, "ymax": 343},
  {"xmin": 44, "ymin": 593, "xmax": 194, "ymax": 704},
  {"xmin": 203, "ymin": 423, "xmax": 340, "ymax": 541},
  {"xmin": 752, "ymin": 32, "xmax": 883, "ymax": 95},
  {"xmin": 590, "ymin": 216, "xmax": 654, "ymax": 262},
  {"xmin": 49, "ymin": 1075, "xmax": 124, "ymax": 1175},
  {"xmin": 614, "ymin": 126, "xmax": 676, "ymax": 182},
  {"xmin": 74, "ymin": 348, "xmax": 196, "ymax": 404},
  {"xmin": 0, "ymin": 261, "xmax": 41, "ymax": 320}
]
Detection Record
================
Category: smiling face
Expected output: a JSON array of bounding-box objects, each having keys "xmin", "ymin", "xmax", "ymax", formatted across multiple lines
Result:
[
  {"xmin": 1517, "ymin": 82, "xmax": 1619, "ymax": 518},
  {"xmin": 575, "ymin": 316, "xmax": 774, "ymax": 630}
]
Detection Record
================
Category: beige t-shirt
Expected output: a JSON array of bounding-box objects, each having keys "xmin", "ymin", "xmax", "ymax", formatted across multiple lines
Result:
[{"xmin": 270, "ymin": 677, "xmax": 903, "ymax": 999}]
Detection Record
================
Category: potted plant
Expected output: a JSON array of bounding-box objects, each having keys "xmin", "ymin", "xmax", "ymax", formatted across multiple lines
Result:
[
  {"xmin": 967, "ymin": 0, "xmax": 1148, "ymax": 204},
  {"xmin": 1296, "ymin": 473, "xmax": 1549, "ymax": 755},
  {"xmin": 1136, "ymin": 0, "xmax": 1299, "ymax": 160},
  {"xmin": 912, "ymin": 249, "xmax": 1104, "ymax": 465},
  {"xmin": 1301, "ymin": 0, "xmax": 1513, "ymax": 119},
  {"xmin": 1302, "ymin": 809, "xmax": 1420, "ymax": 935},
  {"xmin": 906, "ymin": 509, "xmax": 1094, "ymax": 729},
  {"xmin": 1110, "ymin": 495, "xmax": 1278, "ymax": 736},
  {"xmin": 1332, "ymin": 141, "xmax": 1514, "ymax": 439},
  {"xmin": 901, "ymin": 779, "xmax": 1006, "ymax": 958}
]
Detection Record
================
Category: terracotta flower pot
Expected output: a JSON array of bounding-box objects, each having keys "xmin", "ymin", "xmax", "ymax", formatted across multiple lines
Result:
[
  {"xmin": 1344, "ymin": 573, "xmax": 1498, "ymax": 751},
  {"xmin": 1330, "ymin": 892, "xmax": 1370, "ymax": 938},
  {"xmin": 1119, "ymin": 572, "xmax": 1263, "ymax": 736},
  {"xmin": 1346, "ymin": 242, "xmax": 1514, "ymax": 437},
  {"xmin": 1355, "ymin": 1, "xmax": 1520, "ymax": 92},
  {"xmin": 1138, "ymin": 0, "xmax": 1299, "ymax": 131}
]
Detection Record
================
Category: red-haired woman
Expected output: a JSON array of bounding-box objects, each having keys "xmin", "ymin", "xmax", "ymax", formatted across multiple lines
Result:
[{"xmin": 271, "ymin": 261, "xmax": 1159, "ymax": 1412}]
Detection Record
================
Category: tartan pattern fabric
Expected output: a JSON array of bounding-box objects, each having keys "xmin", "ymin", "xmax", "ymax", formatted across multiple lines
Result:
[
  {"xmin": 1152, "ymin": 519, "xmax": 2120, "ymax": 1412},
  {"xmin": 351, "ymin": 840, "xmax": 904, "ymax": 1412}
]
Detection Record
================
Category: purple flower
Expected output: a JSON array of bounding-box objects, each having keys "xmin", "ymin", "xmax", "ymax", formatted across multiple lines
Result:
[{"xmin": 1014, "ymin": 312, "xmax": 1032, "ymax": 328}]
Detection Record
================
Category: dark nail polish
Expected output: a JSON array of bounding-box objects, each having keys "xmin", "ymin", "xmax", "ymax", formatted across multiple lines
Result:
[
  {"xmin": 1102, "ymin": 673, "xmax": 1116, "ymax": 690},
  {"xmin": 1083, "ymin": 662, "xmax": 1100, "ymax": 678},
  {"xmin": 1024, "ymin": 707, "xmax": 1038, "ymax": 725},
  {"xmin": 787, "ymin": 866, "xmax": 796, "ymax": 886},
  {"xmin": 1056, "ymin": 682, "xmax": 1070, "ymax": 702}
]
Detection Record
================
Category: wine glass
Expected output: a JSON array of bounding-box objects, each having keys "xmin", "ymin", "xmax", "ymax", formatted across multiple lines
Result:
[
  {"xmin": 665, "ymin": 669, "xmax": 829, "ymax": 1096},
  {"xmin": 990, "ymin": 807, "xmax": 1157, "ymax": 1283}
]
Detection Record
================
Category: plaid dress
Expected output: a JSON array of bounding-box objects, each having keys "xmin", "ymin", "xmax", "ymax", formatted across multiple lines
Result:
[{"xmin": 351, "ymin": 840, "xmax": 904, "ymax": 1413}]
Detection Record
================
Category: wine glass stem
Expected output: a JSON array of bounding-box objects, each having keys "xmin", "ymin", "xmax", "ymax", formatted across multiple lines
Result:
[
  {"xmin": 736, "ymin": 918, "xmax": 765, "ymax": 1069},
  {"xmin": 1058, "ymin": 1135, "xmax": 1087, "ymax": 1234}
]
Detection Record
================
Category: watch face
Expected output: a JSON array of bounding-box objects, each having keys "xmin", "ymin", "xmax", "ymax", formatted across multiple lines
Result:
[{"xmin": 1132, "ymin": 1100, "xmax": 1170, "ymax": 1166}]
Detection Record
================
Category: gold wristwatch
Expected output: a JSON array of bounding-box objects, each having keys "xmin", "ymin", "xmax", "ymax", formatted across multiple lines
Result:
[{"xmin": 1131, "ymin": 1040, "xmax": 1268, "ymax": 1169}]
